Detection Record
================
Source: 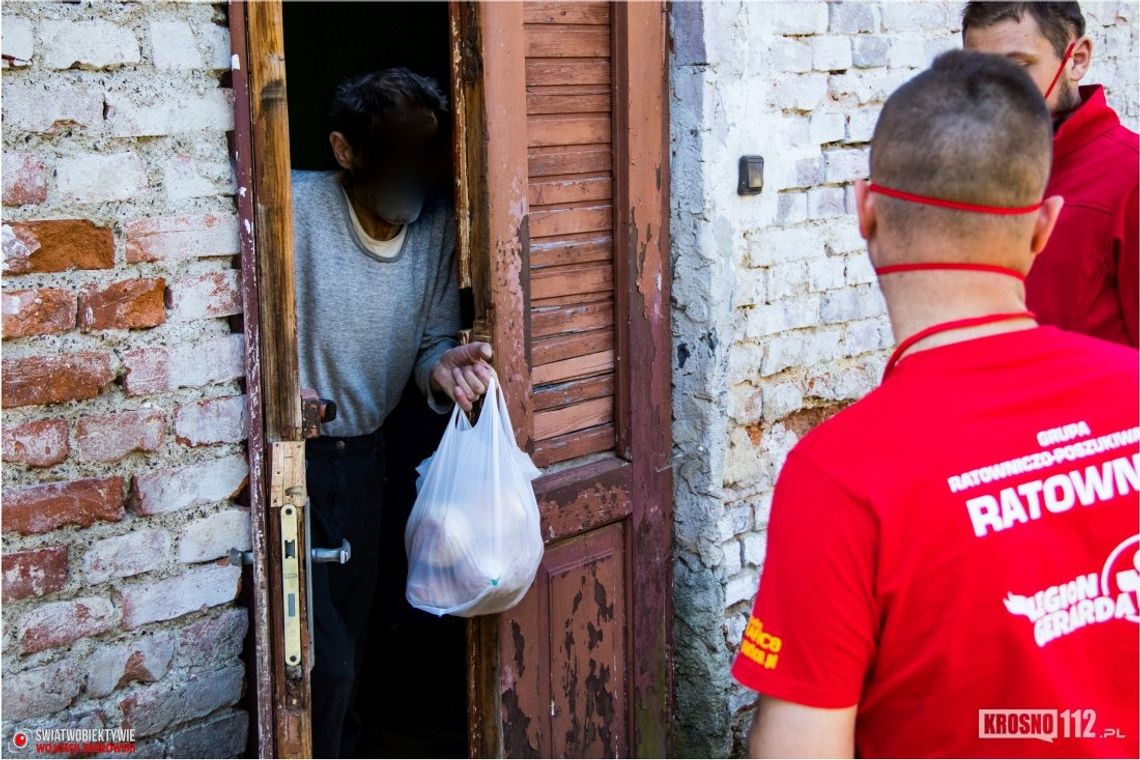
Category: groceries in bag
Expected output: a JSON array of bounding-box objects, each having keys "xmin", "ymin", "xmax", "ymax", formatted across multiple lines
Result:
[{"xmin": 405, "ymin": 375, "xmax": 543, "ymax": 617}]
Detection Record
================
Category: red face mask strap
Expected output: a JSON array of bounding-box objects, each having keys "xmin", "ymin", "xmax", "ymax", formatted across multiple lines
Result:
[
  {"xmin": 875, "ymin": 262, "xmax": 1027, "ymax": 282},
  {"xmin": 867, "ymin": 183, "xmax": 1044, "ymax": 215},
  {"xmin": 884, "ymin": 311, "xmax": 1037, "ymax": 379},
  {"xmin": 1044, "ymin": 41, "xmax": 1077, "ymax": 100}
]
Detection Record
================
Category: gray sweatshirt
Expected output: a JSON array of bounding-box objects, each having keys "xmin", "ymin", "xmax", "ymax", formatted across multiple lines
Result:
[{"xmin": 292, "ymin": 169, "xmax": 459, "ymax": 437}]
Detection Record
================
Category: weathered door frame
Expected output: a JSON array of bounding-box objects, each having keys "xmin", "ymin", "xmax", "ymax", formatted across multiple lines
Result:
[
  {"xmin": 454, "ymin": 2, "xmax": 673, "ymax": 756},
  {"xmin": 229, "ymin": 2, "xmax": 313, "ymax": 756},
  {"xmin": 449, "ymin": 2, "xmax": 527, "ymax": 753},
  {"xmin": 611, "ymin": 5, "xmax": 674, "ymax": 753}
]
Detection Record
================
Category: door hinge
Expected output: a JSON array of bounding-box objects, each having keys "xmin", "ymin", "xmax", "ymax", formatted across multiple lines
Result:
[{"xmin": 271, "ymin": 440, "xmax": 307, "ymax": 673}]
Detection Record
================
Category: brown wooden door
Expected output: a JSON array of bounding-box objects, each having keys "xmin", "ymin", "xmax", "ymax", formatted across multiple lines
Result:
[
  {"xmin": 455, "ymin": 2, "xmax": 673, "ymax": 756},
  {"xmin": 229, "ymin": 2, "xmax": 314, "ymax": 756}
]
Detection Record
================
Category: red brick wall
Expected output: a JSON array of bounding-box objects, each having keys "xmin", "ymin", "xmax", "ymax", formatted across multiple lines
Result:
[{"xmin": 2, "ymin": 2, "xmax": 250, "ymax": 755}]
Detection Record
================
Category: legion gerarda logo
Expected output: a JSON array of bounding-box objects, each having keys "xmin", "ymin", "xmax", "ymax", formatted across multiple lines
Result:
[{"xmin": 1003, "ymin": 534, "xmax": 1140, "ymax": 646}]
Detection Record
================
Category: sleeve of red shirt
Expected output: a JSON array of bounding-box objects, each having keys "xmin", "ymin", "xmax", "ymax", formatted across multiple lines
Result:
[
  {"xmin": 731, "ymin": 449, "xmax": 878, "ymax": 708},
  {"xmin": 1115, "ymin": 183, "xmax": 1139, "ymax": 347}
]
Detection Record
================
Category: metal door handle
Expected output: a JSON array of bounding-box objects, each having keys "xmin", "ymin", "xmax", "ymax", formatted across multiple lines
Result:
[{"xmin": 310, "ymin": 539, "xmax": 351, "ymax": 564}]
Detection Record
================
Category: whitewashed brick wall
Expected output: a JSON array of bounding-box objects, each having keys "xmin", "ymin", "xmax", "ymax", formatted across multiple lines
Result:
[
  {"xmin": 1, "ymin": 2, "xmax": 248, "ymax": 757},
  {"xmin": 669, "ymin": 1, "xmax": 1138, "ymax": 755}
]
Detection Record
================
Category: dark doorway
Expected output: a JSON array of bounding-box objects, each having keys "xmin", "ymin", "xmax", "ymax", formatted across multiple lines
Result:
[
  {"xmin": 282, "ymin": 3, "xmax": 468, "ymax": 757},
  {"xmin": 284, "ymin": 1, "xmax": 452, "ymax": 171}
]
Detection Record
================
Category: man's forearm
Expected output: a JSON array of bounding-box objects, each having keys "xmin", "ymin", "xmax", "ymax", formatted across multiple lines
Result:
[{"xmin": 748, "ymin": 696, "xmax": 856, "ymax": 759}]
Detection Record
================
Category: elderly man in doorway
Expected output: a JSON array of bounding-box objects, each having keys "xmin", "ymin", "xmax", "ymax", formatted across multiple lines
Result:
[{"xmin": 291, "ymin": 67, "xmax": 492, "ymax": 758}]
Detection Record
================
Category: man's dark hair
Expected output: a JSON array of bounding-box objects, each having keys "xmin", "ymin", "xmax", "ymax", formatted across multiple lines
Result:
[
  {"xmin": 329, "ymin": 67, "xmax": 449, "ymax": 158},
  {"xmin": 962, "ymin": 2, "xmax": 1086, "ymax": 58},
  {"xmin": 870, "ymin": 50, "xmax": 1052, "ymax": 244}
]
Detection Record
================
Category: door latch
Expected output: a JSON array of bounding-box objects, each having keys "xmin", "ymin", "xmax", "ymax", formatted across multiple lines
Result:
[
  {"xmin": 310, "ymin": 539, "xmax": 351, "ymax": 564},
  {"xmin": 301, "ymin": 388, "xmax": 337, "ymax": 439},
  {"xmin": 227, "ymin": 548, "xmax": 254, "ymax": 566},
  {"xmin": 257, "ymin": 438, "xmax": 354, "ymax": 676}
]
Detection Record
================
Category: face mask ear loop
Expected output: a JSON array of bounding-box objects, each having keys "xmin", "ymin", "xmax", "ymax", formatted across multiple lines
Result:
[
  {"xmin": 866, "ymin": 183, "xmax": 1044, "ymax": 215},
  {"xmin": 1044, "ymin": 41, "xmax": 1077, "ymax": 101},
  {"xmin": 882, "ymin": 311, "xmax": 1036, "ymax": 379},
  {"xmin": 875, "ymin": 262, "xmax": 1027, "ymax": 281}
]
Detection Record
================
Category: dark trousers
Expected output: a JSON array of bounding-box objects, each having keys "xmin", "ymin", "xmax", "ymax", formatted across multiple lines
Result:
[{"xmin": 306, "ymin": 428, "xmax": 385, "ymax": 759}]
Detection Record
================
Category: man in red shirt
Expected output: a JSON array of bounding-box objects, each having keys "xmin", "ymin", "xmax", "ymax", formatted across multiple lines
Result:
[
  {"xmin": 963, "ymin": 2, "xmax": 1139, "ymax": 346},
  {"xmin": 733, "ymin": 50, "xmax": 1139, "ymax": 759}
]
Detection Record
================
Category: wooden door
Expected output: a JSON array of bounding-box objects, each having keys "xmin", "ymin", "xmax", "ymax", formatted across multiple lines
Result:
[
  {"xmin": 230, "ymin": 2, "xmax": 314, "ymax": 756},
  {"xmin": 455, "ymin": 2, "xmax": 673, "ymax": 756}
]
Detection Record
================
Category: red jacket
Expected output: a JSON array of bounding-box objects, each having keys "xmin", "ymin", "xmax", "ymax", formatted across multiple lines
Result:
[{"xmin": 1027, "ymin": 84, "xmax": 1139, "ymax": 346}]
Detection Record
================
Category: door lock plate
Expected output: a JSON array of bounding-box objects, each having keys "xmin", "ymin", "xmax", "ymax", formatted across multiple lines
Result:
[
  {"xmin": 271, "ymin": 441, "xmax": 307, "ymax": 672},
  {"xmin": 280, "ymin": 502, "xmax": 303, "ymax": 669}
]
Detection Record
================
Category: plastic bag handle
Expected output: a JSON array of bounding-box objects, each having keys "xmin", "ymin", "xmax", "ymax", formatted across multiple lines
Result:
[
  {"xmin": 482, "ymin": 374, "xmax": 542, "ymax": 481},
  {"xmin": 477, "ymin": 375, "xmax": 518, "ymax": 456},
  {"xmin": 471, "ymin": 374, "xmax": 514, "ymax": 440},
  {"xmin": 419, "ymin": 386, "xmax": 471, "ymax": 491}
]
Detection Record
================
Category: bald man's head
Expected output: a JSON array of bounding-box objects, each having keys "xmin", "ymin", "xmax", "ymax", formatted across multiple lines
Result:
[{"xmin": 868, "ymin": 50, "xmax": 1052, "ymax": 259}]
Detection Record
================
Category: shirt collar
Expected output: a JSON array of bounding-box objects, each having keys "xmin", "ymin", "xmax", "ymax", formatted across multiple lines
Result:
[{"xmin": 1053, "ymin": 84, "xmax": 1121, "ymax": 160}]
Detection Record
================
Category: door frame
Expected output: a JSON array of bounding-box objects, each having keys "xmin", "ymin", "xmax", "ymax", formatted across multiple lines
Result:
[
  {"xmin": 610, "ymin": 4, "xmax": 674, "ymax": 754},
  {"xmin": 228, "ymin": 3, "xmax": 275, "ymax": 755},
  {"xmin": 450, "ymin": 5, "xmax": 530, "ymax": 754},
  {"xmin": 230, "ymin": 1, "xmax": 313, "ymax": 756}
]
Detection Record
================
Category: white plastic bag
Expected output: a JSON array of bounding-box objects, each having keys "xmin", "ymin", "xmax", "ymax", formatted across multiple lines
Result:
[{"xmin": 405, "ymin": 375, "xmax": 544, "ymax": 617}]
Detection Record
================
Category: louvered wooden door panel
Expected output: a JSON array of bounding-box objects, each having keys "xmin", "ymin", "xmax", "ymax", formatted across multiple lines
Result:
[
  {"xmin": 456, "ymin": 2, "xmax": 672, "ymax": 757},
  {"xmin": 525, "ymin": 1, "xmax": 617, "ymax": 468}
]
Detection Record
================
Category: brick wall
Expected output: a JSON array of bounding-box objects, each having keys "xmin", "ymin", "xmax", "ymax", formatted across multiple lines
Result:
[
  {"xmin": 2, "ymin": 2, "xmax": 249, "ymax": 756},
  {"xmin": 669, "ymin": 1, "xmax": 1139, "ymax": 755}
]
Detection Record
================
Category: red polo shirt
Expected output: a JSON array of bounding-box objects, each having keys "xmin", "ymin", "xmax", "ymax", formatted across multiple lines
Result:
[
  {"xmin": 1027, "ymin": 85, "xmax": 1139, "ymax": 347},
  {"xmin": 733, "ymin": 326, "xmax": 1139, "ymax": 758}
]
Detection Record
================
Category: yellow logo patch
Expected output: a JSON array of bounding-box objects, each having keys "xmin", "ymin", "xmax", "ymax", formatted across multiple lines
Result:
[{"xmin": 740, "ymin": 615, "xmax": 782, "ymax": 670}]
